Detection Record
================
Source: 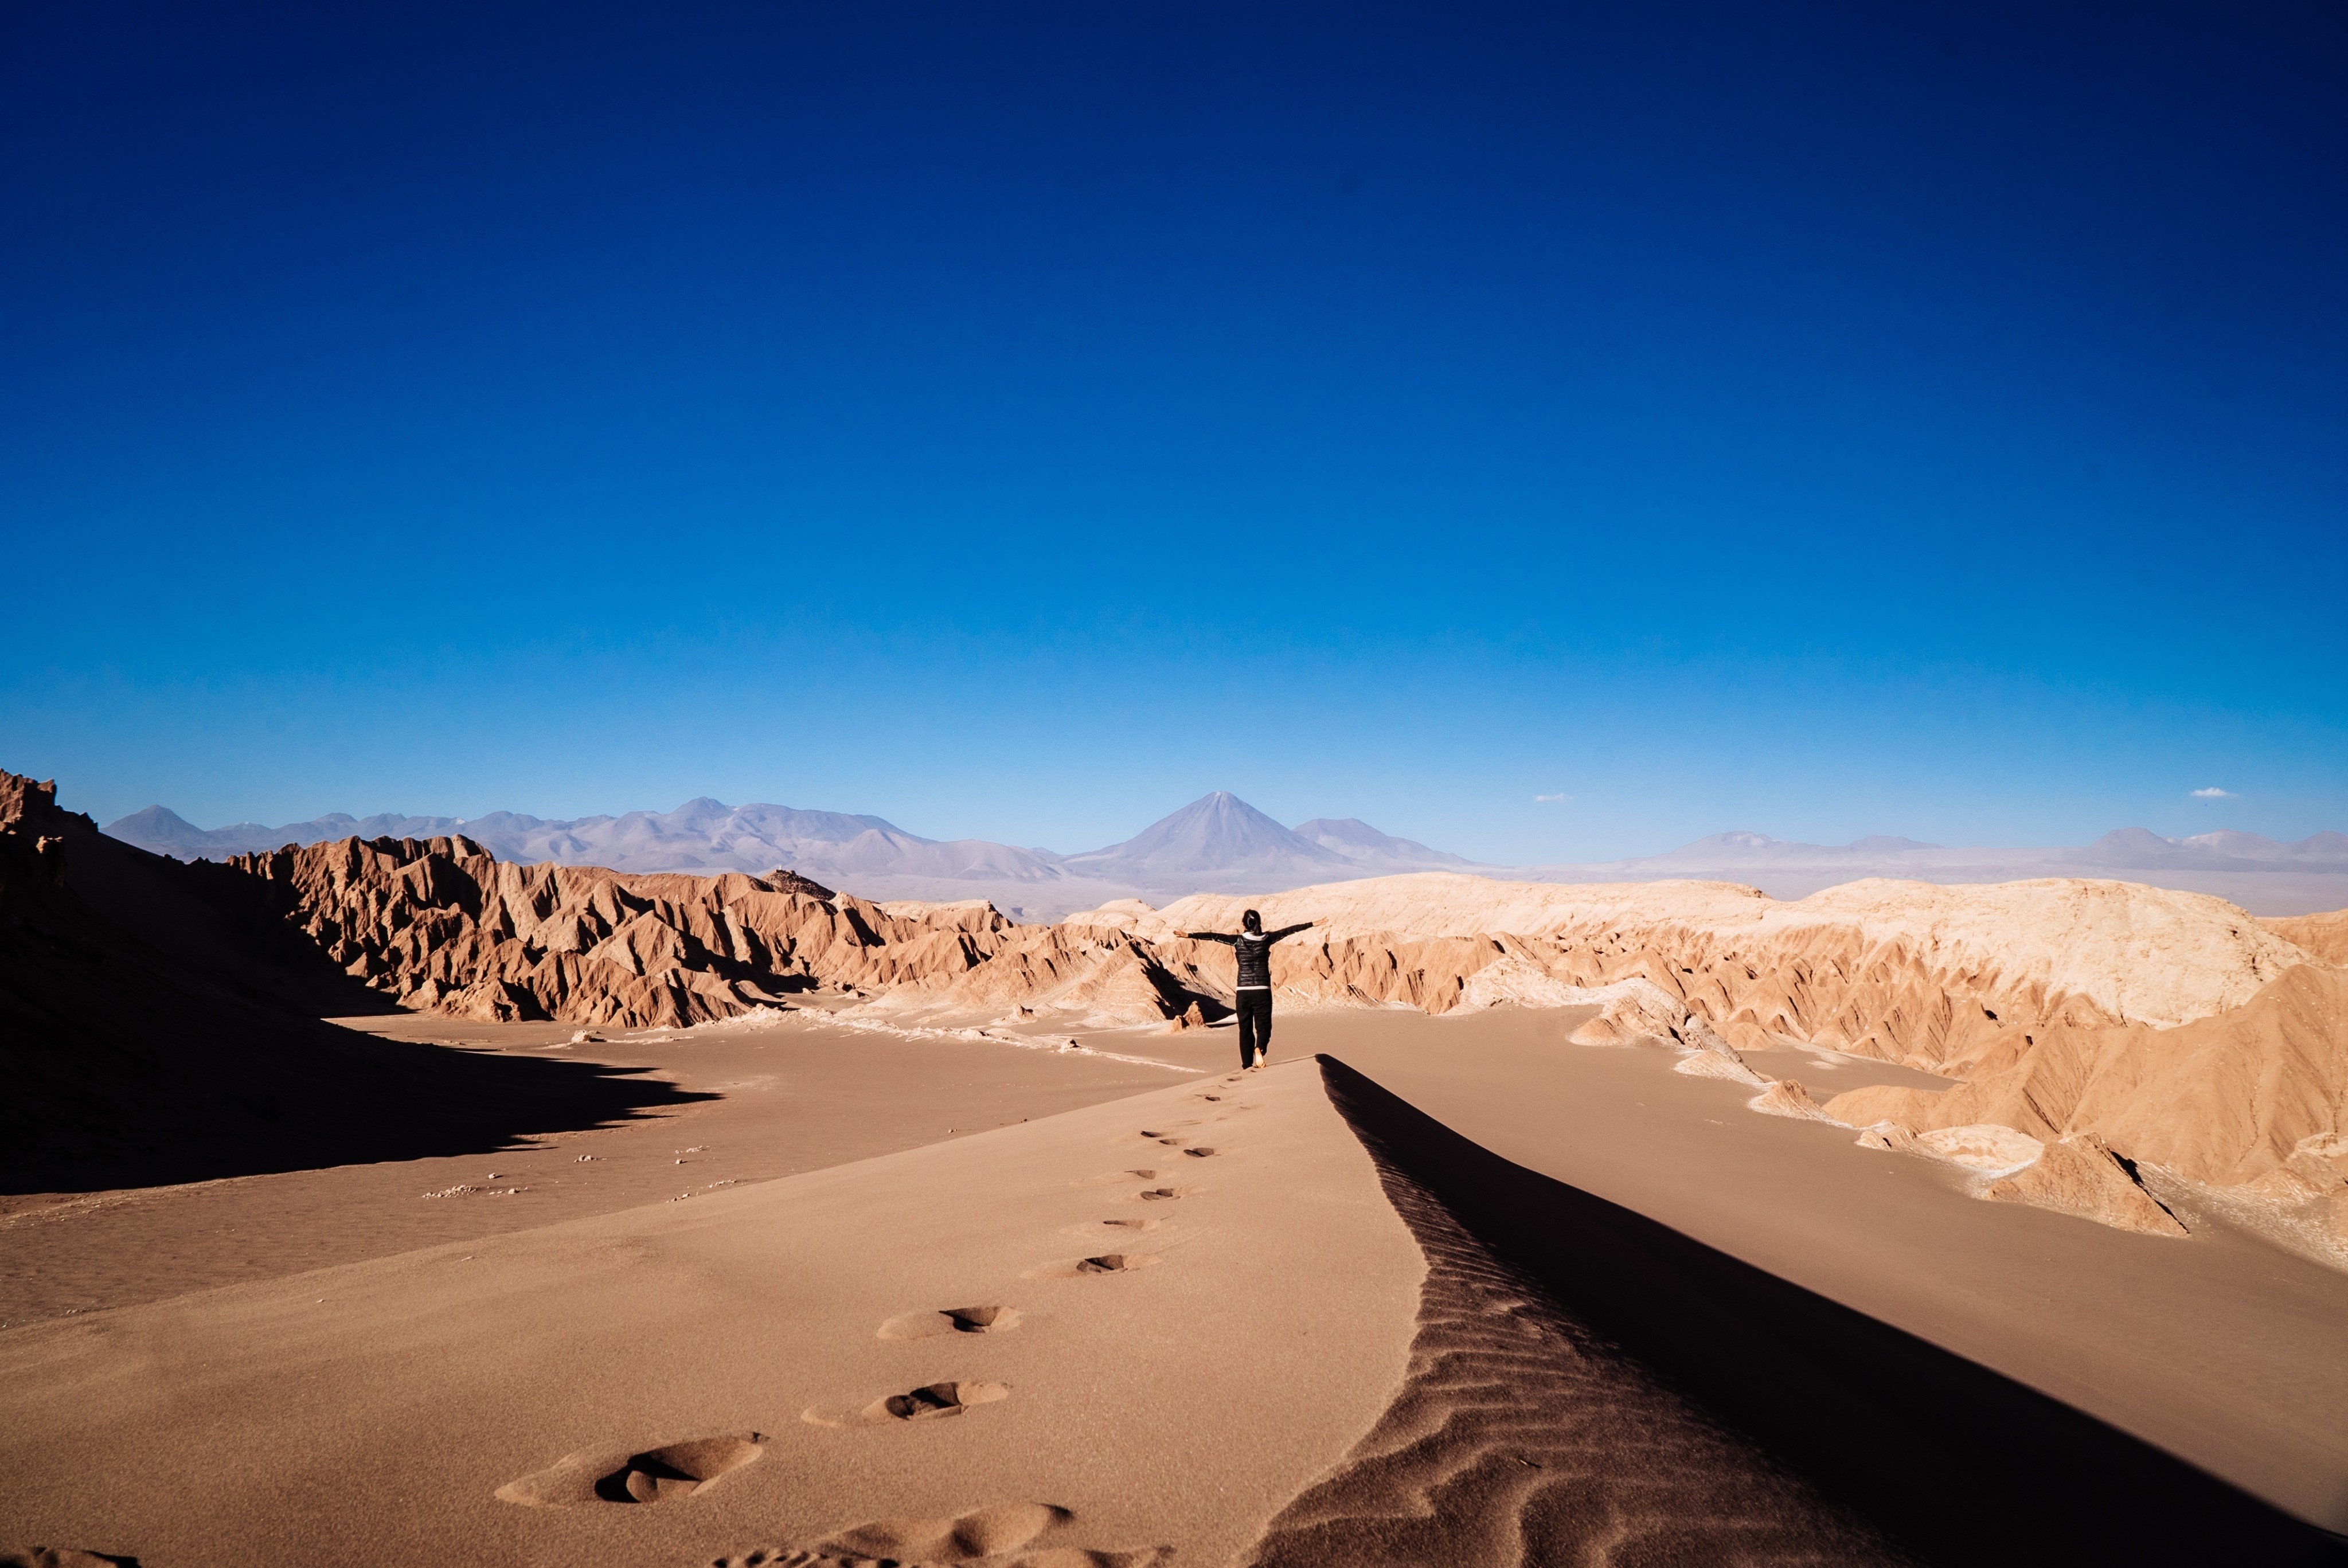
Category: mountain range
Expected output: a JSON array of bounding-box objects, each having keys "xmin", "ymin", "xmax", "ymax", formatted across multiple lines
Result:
[
  {"xmin": 104, "ymin": 792, "xmax": 2348, "ymax": 919},
  {"xmin": 106, "ymin": 791, "xmax": 1470, "ymax": 919}
]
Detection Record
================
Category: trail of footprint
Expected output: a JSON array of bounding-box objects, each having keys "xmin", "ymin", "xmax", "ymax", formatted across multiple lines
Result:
[
  {"xmin": 878, "ymin": 1305, "xmax": 1020, "ymax": 1340},
  {"xmin": 497, "ymin": 1433, "xmax": 764, "ymax": 1507},
  {"xmin": 707, "ymin": 1500, "xmax": 1173, "ymax": 1567}
]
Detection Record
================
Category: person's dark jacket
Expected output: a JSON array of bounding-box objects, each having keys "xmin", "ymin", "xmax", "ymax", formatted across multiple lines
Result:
[{"xmin": 1184, "ymin": 923, "xmax": 1313, "ymax": 990}]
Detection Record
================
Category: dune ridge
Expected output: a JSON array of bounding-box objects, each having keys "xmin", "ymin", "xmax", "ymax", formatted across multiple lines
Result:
[
  {"xmin": 1245, "ymin": 1081, "xmax": 1914, "ymax": 1567},
  {"xmin": 1293, "ymin": 1057, "xmax": 2348, "ymax": 1566}
]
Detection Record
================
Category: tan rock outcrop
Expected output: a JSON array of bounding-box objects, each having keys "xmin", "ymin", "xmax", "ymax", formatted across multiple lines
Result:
[
  {"xmin": 1147, "ymin": 874, "xmax": 2342, "ymax": 1225},
  {"xmin": 2261, "ymin": 908, "xmax": 2348, "ymax": 967},
  {"xmin": 1748, "ymin": 1079, "xmax": 1836, "ymax": 1121},
  {"xmin": 166, "ymin": 835, "xmax": 2348, "ymax": 1250},
  {"xmin": 1825, "ymin": 962, "xmax": 2348, "ymax": 1190},
  {"xmin": 1980, "ymin": 1133, "xmax": 2189, "ymax": 1237},
  {"xmin": 1916, "ymin": 1124, "xmax": 2046, "ymax": 1174},
  {"xmin": 1158, "ymin": 874, "xmax": 2308, "ymax": 1070},
  {"xmin": 1854, "ymin": 1122, "xmax": 1927, "ymax": 1155},
  {"xmin": 218, "ymin": 835, "xmax": 1029, "ymax": 1028}
]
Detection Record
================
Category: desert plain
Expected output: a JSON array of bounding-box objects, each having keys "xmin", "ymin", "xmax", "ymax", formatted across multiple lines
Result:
[{"xmin": 5, "ymin": 770, "xmax": 2347, "ymax": 1567}]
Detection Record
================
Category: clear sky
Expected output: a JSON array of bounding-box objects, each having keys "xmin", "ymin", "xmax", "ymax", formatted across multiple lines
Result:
[{"xmin": 3, "ymin": 1, "xmax": 2342, "ymax": 862}]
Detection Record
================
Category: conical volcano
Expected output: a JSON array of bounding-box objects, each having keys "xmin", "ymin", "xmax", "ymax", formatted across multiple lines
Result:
[{"xmin": 1060, "ymin": 791, "xmax": 1353, "ymax": 883}]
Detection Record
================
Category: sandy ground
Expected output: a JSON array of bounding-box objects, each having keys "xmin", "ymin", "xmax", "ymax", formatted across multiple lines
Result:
[
  {"xmin": 1, "ymin": 1014, "xmax": 1193, "ymax": 1326},
  {"xmin": 1273, "ymin": 1008, "xmax": 2348, "ymax": 1533},
  {"xmin": 0, "ymin": 1059, "xmax": 1421, "ymax": 1567},
  {"xmin": 4, "ymin": 1004, "xmax": 2346, "ymax": 1563}
]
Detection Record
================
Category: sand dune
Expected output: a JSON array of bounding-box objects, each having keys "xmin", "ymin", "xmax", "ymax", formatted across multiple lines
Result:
[
  {"xmin": 11, "ymin": 758, "xmax": 2348, "ymax": 1562},
  {"xmin": 6, "ymin": 1043, "xmax": 2341, "ymax": 1566},
  {"xmin": 0, "ymin": 1065, "xmax": 1427, "ymax": 1568}
]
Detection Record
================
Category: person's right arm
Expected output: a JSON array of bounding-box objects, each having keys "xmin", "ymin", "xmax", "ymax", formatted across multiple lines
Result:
[{"xmin": 1182, "ymin": 930, "xmax": 1238, "ymax": 945}]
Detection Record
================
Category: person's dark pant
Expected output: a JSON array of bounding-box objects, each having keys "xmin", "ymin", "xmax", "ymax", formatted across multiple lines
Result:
[{"xmin": 1236, "ymin": 990, "xmax": 1273, "ymax": 1067}]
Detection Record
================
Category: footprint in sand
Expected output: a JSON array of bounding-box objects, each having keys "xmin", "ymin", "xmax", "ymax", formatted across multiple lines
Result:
[
  {"xmin": 1077, "ymin": 1168, "xmax": 1159, "ymax": 1186},
  {"xmin": 868, "ymin": 1381, "xmax": 1011, "ymax": 1421},
  {"xmin": 803, "ymin": 1382, "xmax": 1011, "ymax": 1427},
  {"xmin": 1098, "ymin": 1217, "xmax": 1159, "ymax": 1230},
  {"xmin": 709, "ymin": 1500, "xmax": 1172, "ymax": 1567},
  {"xmin": 1021, "ymin": 1251, "xmax": 1161, "ymax": 1280},
  {"xmin": 0, "ymin": 1551, "xmax": 138, "ymax": 1567},
  {"xmin": 1076, "ymin": 1253, "xmax": 1152, "ymax": 1273},
  {"xmin": 877, "ymin": 1305, "xmax": 1021, "ymax": 1340},
  {"xmin": 1181, "ymin": 1147, "xmax": 1218, "ymax": 1158},
  {"xmin": 496, "ymin": 1433, "xmax": 764, "ymax": 1507},
  {"xmin": 1134, "ymin": 1187, "xmax": 1186, "ymax": 1201}
]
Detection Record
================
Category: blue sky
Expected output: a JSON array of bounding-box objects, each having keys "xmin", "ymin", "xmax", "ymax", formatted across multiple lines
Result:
[{"xmin": 2, "ymin": 1, "xmax": 2342, "ymax": 861}]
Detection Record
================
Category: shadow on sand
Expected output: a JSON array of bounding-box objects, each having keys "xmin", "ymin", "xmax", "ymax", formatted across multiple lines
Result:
[
  {"xmin": 0, "ymin": 785, "xmax": 716, "ymax": 1195},
  {"xmin": 1, "ymin": 1014, "xmax": 716, "ymax": 1197},
  {"xmin": 1315, "ymin": 1055, "xmax": 2347, "ymax": 1567}
]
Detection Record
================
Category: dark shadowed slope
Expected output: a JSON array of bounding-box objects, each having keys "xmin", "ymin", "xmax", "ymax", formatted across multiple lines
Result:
[
  {"xmin": 1290, "ymin": 1055, "xmax": 2347, "ymax": 1567},
  {"xmin": 1, "ymin": 772, "xmax": 710, "ymax": 1195}
]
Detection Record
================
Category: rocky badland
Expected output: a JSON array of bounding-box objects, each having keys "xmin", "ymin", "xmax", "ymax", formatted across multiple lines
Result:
[{"xmin": 11, "ymin": 767, "xmax": 2348, "ymax": 1255}]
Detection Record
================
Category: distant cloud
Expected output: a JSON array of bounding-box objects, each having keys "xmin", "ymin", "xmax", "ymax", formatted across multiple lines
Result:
[
  {"xmin": 2190, "ymin": 787, "xmax": 2237, "ymax": 799},
  {"xmin": 1533, "ymin": 792, "xmax": 1571, "ymax": 803}
]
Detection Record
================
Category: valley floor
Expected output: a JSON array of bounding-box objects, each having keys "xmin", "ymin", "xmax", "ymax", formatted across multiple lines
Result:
[{"xmin": 3, "ymin": 1007, "xmax": 2345, "ymax": 1565}]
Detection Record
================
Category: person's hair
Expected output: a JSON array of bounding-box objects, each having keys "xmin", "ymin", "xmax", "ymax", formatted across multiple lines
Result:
[{"xmin": 1243, "ymin": 908, "xmax": 1262, "ymax": 932}]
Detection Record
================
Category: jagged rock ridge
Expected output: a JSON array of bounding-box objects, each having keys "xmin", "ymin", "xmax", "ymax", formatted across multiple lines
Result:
[{"xmin": 218, "ymin": 835, "xmax": 1040, "ymax": 1028}]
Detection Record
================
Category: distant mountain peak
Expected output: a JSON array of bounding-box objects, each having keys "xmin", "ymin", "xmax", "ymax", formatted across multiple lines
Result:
[{"xmin": 1068, "ymin": 792, "xmax": 1347, "ymax": 874}]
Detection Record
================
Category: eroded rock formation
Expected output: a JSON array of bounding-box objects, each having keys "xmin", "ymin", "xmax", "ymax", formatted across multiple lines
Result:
[
  {"xmin": 216, "ymin": 835, "xmax": 1037, "ymax": 1027},
  {"xmin": 1, "ymin": 772, "xmax": 704, "ymax": 1188},
  {"xmin": 53, "ymin": 797, "xmax": 2346, "ymax": 1251}
]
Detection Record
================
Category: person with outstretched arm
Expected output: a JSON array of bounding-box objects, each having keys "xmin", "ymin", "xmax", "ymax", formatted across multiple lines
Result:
[{"xmin": 1182, "ymin": 909, "xmax": 1318, "ymax": 1070}]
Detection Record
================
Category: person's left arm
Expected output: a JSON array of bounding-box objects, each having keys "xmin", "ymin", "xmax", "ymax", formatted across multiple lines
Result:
[{"xmin": 1265, "ymin": 921, "xmax": 1318, "ymax": 943}]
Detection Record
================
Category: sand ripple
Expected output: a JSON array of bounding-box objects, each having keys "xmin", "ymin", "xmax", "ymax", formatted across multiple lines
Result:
[{"xmin": 1243, "ymin": 1141, "xmax": 1916, "ymax": 1567}]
